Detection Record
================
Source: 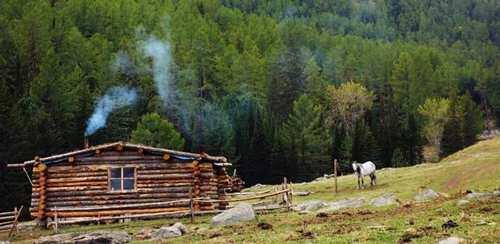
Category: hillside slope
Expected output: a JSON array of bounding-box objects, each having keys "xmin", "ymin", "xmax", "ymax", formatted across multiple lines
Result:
[
  {"xmin": 5, "ymin": 138, "xmax": 500, "ymax": 243},
  {"xmin": 284, "ymin": 137, "xmax": 500, "ymax": 203}
]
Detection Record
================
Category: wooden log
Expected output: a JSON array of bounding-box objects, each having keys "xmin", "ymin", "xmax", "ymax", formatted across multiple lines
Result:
[
  {"xmin": 137, "ymin": 169, "xmax": 195, "ymax": 174},
  {"xmin": 47, "ymin": 172, "xmax": 107, "ymax": 178},
  {"xmin": 45, "ymin": 181, "xmax": 108, "ymax": 187},
  {"xmin": 46, "ymin": 176, "xmax": 108, "ymax": 183},
  {"xmin": 137, "ymin": 174, "xmax": 193, "ymax": 180},
  {"xmin": 40, "ymin": 198, "xmax": 187, "ymax": 207},
  {"xmin": 47, "ymin": 200, "xmax": 192, "ymax": 211},
  {"xmin": 163, "ymin": 153, "xmax": 170, "ymax": 160},
  {"xmin": 37, "ymin": 162, "xmax": 47, "ymax": 222},
  {"xmin": 35, "ymin": 192, "xmax": 192, "ymax": 201},
  {"xmin": 48, "ymin": 210, "xmax": 195, "ymax": 225},
  {"xmin": 46, "ymin": 186, "xmax": 108, "ymax": 192},
  {"xmin": 0, "ymin": 225, "xmax": 13, "ymax": 231},
  {"xmin": 0, "ymin": 215, "xmax": 14, "ymax": 221},
  {"xmin": 44, "ymin": 207, "xmax": 190, "ymax": 217},
  {"xmin": 116, "ymin": 144, "xmax": 123, "ymax": 151},
  {"xmin": 46, "ymin": 161, "xmax": 193, "ymax": 171},
  {"xmin": 0, "ymin": 211, "xmax": 15, "ymax": 217},
  {"xmin": 200, "ymin": 189, "xmax": 290, "ymax": 203},
  {"xmin": 0, "ymin": 221, "xmax": 13, "ymax": 227},
  {"xmin": 136, "ymin": 182, "xmax": 192, "ymax": 188},
  {"xmin": 77, "ymin": 156, "xmax": 166, "ymax": 162},
  {"xmin": 42, "ymin": 190, "xmax": 192, "ymax": 198},
  {"xmin": 136, "ymin": 179, "xmax": 194, "ymax": 184}
]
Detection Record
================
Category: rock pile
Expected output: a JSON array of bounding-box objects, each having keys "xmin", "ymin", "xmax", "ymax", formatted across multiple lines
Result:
[
  {"xmin": 36, "ymin": 231, "xmax": 131, "ymax": 244},
  {"xmin": 414, "ymin": 188, "xmax": 440, "ymax": 202}
]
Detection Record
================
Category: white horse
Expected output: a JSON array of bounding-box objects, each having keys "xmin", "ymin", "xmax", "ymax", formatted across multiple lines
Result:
[{"xmin": 352, "ymin": 161, "xmax": 377, "ymax": 189}]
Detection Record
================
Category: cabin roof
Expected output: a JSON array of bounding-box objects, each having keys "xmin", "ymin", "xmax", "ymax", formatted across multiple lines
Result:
[{"xmin": 21, "ymin": 141, "xmax": 230, "ymax": 167}]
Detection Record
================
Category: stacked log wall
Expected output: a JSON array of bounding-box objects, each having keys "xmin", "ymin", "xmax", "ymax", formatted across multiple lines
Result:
[
  {"xmin": 214, "ymin": 166, "xmax": 231, "ymax": 209},
  {"xmin": 29, "ymin": 150, "xmax": 227, "ymax": 219}
]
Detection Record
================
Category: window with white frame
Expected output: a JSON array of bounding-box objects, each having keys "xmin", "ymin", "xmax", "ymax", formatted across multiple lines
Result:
[{"xmin": 109, "ymin": 167, "xmax": 136, "ymax": 191}]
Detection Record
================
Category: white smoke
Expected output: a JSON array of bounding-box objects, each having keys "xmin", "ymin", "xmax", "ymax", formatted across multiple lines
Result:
[
  {"xmin": 140, "ymin": 36, "xmax": 172, "ymax": 106},
  {"xmin": 111, "ymin": 50, "xmax": 135, "ymax": 76},
  {"xmin": 85, "ymin": 86, "xmax": 138, "ymax": 136}
]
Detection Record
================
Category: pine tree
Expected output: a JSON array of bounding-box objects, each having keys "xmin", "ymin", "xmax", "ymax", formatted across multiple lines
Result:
[
  {"xmin": 442, "ymin": 93, "xmax": 483, "ymax": 156},
  {"xmin": 441, "ymin": 93, "xmax": 465, "ymax": 156},
  {"xmin": 391, "ymin": 147, "xmax": 406, "ymax": 167},
  {"xmin": 280, "ymin": 95, "xmax": 331, "ymax": 181},
  {"xmin": 461, "ymin": 93, "xmax": 483, "ymax": 147},
  {"xmin": 131, "ymin": 113, "xmax": 185, "ymax": 150}
]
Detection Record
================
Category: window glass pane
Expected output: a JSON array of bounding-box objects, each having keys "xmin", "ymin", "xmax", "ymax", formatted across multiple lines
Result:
[
  {"xmin": 110, "ymin": 179, "xmax": 121, "ymax": 191},
  {"xmin": 123, "ymin": 167, "xmax": 135, "ymax": 178},
  {"xmin": 123, "ymin": 179, "xmax": 134, "ymax": 190},
  {"xmin": 111, "ymin": 168, "xmax": 121, "ymax": 178}
]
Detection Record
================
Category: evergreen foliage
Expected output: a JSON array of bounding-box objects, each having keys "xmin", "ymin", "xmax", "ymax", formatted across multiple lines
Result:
[
  {"xmin": 131, "ymin": 113, "xmax": 185, "ymax": 150},
  {"xmin": 0, "ymin": 0, "xmax": 497, "ymax": 211}
]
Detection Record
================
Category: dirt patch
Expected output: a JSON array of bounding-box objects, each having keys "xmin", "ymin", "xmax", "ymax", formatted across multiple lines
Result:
[
  {"xmin": 257, "ymin": 222, "xmax": 273, "ymax": 230},
  {"xmin": 330, "ymin": 224, "xmax": 360, "ymax": 234},
  {"xmin": 398, "ymin": 226, "xmax": 443, "ymax": 243},
  {"xmin": 445, "ymin": 175, "xmax": 462, "ymax": 190},
  {"xmin": 209, "ymin": 232, "xmax": 222, "ymax": 239},
  {"xmin": 479, "ymin": 206, "xmax": 494, "ymax": 213},
  {"xmin": 354, "ymin": 210, "xmax": 374, "ymax": 215}
]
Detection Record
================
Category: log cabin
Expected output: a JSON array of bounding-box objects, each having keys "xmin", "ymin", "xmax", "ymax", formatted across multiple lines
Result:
[{"xmin": 21, "ymin": 141, "xmax": 232, "ymax": 225}]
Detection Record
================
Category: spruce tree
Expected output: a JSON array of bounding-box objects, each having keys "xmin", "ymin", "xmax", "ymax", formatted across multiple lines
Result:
[
  {"xmin": 131, "ymin": 113, "xmax": 185, "ymax": 150},
  {"xmin": 280, "ymin": 95, "xmax": 331, "ymax": 181}
]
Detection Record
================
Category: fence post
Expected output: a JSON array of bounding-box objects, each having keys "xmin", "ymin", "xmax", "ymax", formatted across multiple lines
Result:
[
  {"xmin": 283, "ymin": 177, "xmax": 287, "ymax": 204},
  {"xmin": 189, "ymin": 188, "xmax": 194, "ymax": 224},
  {"xmin": 8, "ymin": 206, "xmax": 23, "ymax": 238},
  {"xmin": 334, "ymin": 159, "xmax": 338, "ymax": 193},
  {"xmin": 53, "ymin": 206, "xmax": 58, "ymax": 233}
]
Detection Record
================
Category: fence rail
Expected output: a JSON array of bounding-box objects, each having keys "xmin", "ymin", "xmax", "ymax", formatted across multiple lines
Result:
[
  {"xmin": 47, "ymin": 178, "xmax": 293, "ymax": 229},
  {"xmin": 0, "ymin": 206, "xmax": 23, "ymax": 238}
]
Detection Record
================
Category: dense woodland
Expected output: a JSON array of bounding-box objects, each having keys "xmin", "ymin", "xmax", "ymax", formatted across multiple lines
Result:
[{"xmin": 1, "ymin": 0, "xmax": 499, "ymax": 212}]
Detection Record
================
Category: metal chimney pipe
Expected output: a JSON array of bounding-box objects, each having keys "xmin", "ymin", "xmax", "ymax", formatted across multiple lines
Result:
[{"xmin": 84, "ymin": 136, "xmax": 89, "ymax": 149}]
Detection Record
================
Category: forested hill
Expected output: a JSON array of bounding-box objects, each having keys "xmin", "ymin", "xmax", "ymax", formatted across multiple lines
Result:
[{"xmin": 0, "ymin": 0, "xmax": 499, "ymax": 209}]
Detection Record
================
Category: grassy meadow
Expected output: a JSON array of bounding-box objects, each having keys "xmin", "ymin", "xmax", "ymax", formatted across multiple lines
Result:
[{"xmin": 4, "ymin": 138, "xmax": 500, "ymax": 243}]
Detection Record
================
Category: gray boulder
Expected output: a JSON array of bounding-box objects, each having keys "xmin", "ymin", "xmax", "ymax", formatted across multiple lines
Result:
[
  {"xmin": 438, "ymin": 236, "xmax": 465, "ymax": 244},
  {"xmin": 36, "ymin": 231, "xmax": 131, "ymax": 244},
  {"xmin": 212, "ymin": 203, "xmax": 255, "ymax": 226},
  {"xmin": 370, "ymin": 193, "xmax": 398, "ymax": 207},
  {"xmin": 324, "ymin": 197, "xmax": 365, "ymax": 212},
  {"xmin": 293, "ymin": 200, "xmax": 328, "ymax": 212},
  {"xmin": 464, "ymin": 191, "xmax": 500, "ymax": 200},
  {"xmin": 152, "ymin": 222, "xmax": 188, "ymax": 239},
  {"xmin": 415, "ymin": 188, "xmax": 440, "ymax": 202}
]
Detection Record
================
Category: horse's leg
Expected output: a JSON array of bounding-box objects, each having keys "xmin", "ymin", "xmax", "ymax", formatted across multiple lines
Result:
[
  {"xmin": 361, "ymin": 176, "xmax": 365, "ymax": 189},
  {"xmin": 369, "ymin": 174, "xmax": 374, "ymax": 186},
  {"xmin": 373, "ymin": 173, "xmax": 377, "ymax": 185},
  {"xmin": 357, "ymin": 176, "xmax": 361, "ymax": 189}
]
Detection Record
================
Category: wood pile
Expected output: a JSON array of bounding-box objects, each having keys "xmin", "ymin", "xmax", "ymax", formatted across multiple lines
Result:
[{"xmin": 230, "ymin": 175, "xmax": 245, "ymax": 192}]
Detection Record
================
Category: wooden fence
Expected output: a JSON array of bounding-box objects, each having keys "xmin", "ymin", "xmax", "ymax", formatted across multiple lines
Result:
[
  {"xmin": 47, "ymin": 178, "xmax": 293, "ymax": 229},
  {"xmin": 0, "ymin": 206, "xmax": 23, "ymax": 238}
]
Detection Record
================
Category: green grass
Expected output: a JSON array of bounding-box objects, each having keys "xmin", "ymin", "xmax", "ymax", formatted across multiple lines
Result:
[{"xmin": 3, "ymin": 138, "xmax": 500, "ymax": 243}]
